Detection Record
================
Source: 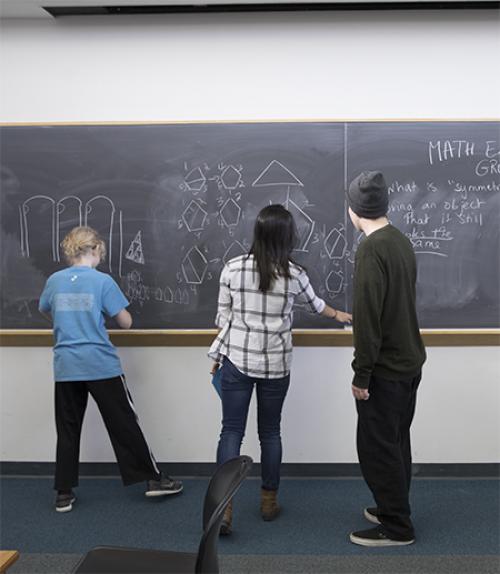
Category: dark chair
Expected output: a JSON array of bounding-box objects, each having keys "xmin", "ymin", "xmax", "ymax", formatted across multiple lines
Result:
[{"xmin": 73, "ymin": 455, "xmax": 253, "ymax": 574}]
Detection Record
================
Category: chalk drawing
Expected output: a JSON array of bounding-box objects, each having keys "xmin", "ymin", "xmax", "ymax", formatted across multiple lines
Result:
[
  {"xmin": 125, "ymin": 230, "xmax": 145, "ymax": 265},
  {"xmin": 252, "ymin": 160, "xmax": 303, "ymax": 187},
  {"xmin": 182, "ymin": 246, "xmax": 208, "ymax": 285}
]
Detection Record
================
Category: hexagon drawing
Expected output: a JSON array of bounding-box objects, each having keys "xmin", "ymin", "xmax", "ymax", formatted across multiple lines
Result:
[
  {"xmin": 223, "ymin": 241, "xmax": 246, "ymax": 264},
  {"xmin": 324, "ymin": 227, "xmax": 347, "ymax": 260},
  {"xmin": 326, "ymin": 270, "xmax": 344, "ymax": 295},
  {"xmin": 220, "ymin": 198, "xmax": 241, "ymax": 228},
  {"xmin": 182, "ymin": 200, "xmax": 208, "ymax": 232},
  {"xmin": 182, "ymin": 246, "xmax": 208, "ymax": 285}
]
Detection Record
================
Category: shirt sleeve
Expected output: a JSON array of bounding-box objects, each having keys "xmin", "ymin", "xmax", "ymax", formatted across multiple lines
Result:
[
  {"xmin": 351, "ymin": 245, "xmax": 386, "ymax": 389},
  {"xmin": 215, "ymin": 264, "xmax": 232, "ymax": 328},
  {"xmin": 102, "ymin": 276, "xmax": 129, "ymax": 318},
  {"xmin": 38, "ymin": 279, "xmax": 52, "ymax": 313},
  {"xmin": 295, "ymin": 270, "xmax": 326, "ymax": 314}
]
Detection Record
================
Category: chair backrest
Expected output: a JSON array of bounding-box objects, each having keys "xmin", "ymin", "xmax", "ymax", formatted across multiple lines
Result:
[{"xmin": 195, "ymin": 455, "xmax": 253, "ymax": 574}]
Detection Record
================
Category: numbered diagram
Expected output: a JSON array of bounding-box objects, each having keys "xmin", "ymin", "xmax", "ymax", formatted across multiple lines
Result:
[
  {"xmin": 223, "ymin": 240, "xmax": 246, "ymax": 264},
  {"xmin": 122, "ymin": 270, "xmax": 190, "ymax": 306},
  {"xmin": 324, "ymin": 227, "xmax": 347, "ymax": 260},
  {"xmin": 125, "ymin": 230, "xmax": 145, "ymax": 264},
  {"xmin": 183, "ymin": 166, "xmax": 207, "ymax": 192},
  {"xmin": 123, "ymin": 270, "xmax": 149, "ymax": 306},
  {"xmin": 182, "ymin": 246, "xmax": 208, "ymax": 284},
  {"xmin": 220, "ymin": 165, "xmax": 243, "ymax": 191},
  {"xmin": 252, "ymin": 160, "xmax": 304, "ymax": 187},
  {"xmin": 284, "ymin": 191, "xmax": 315, "ymax": 253},
  {"xmin": 220, "ymin": 198, "xmax": 242, "ymax": 228},
  {"xmin": 182, "ymin": 199, "xmax": 208, "ymax": 232},
  {"xmin": 325, "ymin": 269, "xmax": 345, "ymax": 295}
]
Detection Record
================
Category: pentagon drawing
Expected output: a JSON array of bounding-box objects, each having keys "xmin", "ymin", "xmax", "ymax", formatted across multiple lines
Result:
[
  {"xmin": 220, "ymin": 198, "xmax": 241, "ymax": 228},
  {"xmin": 182, "ymin": 200, "xmax": 208, "ymax": 232},
  {"xmin": 184, "ymin": 166, "xmax": 206, "ymax": 192},
  {"xmin": 220, "ymin": 165, "xmax": 242, "ymax": 190}
]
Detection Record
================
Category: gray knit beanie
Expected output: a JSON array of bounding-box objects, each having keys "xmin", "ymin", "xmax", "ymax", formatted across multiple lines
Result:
[{"xmin": 347, "ymin": 171, "xmax": 389, "ymax": 219}]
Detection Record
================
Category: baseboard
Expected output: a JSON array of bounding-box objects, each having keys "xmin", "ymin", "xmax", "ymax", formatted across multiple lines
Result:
[{"xmin": 1, "ymin": 461, "xmax": 498, "ymax": 478}]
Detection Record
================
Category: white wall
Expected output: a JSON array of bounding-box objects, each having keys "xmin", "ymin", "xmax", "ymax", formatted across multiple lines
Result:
[{"xmin": 1, "ymin": 12, "xmax": 499, "ymax": 463}]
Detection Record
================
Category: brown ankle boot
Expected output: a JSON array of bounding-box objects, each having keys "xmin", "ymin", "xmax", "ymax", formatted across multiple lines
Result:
[
  {"xmin": 261, "ymin": 488, "xmax": 280, "ymax": 521},
  {"xmin": 220, "ymin": 500, "xmax": 233, "ymax": 535}
]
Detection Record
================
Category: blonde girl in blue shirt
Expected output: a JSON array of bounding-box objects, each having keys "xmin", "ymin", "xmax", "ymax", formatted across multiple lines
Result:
[{"xmin": 39, "ymin": 226, "xmax": 182, "ymax": 512}]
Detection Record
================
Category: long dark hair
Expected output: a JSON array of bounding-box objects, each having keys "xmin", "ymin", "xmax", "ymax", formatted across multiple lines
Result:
[{"xmin": 249, "ymin": 204, "xmax": 299, "ymax": 292}]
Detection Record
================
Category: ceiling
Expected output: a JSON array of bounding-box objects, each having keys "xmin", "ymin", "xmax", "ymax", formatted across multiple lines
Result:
[{"xmin": 0, "ymin": 0, "xmax": 494, "ymax": 18}]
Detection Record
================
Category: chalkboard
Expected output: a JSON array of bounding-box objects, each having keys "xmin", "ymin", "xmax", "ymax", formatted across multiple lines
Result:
[{"xmin": 0, "ymin": 121, "xmax": 499, "ymax": 330}]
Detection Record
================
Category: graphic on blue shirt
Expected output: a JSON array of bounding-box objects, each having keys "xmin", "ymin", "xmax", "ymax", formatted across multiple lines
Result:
[
  {"xmin": 39, "ymin": 266, "xmax": 129, "ymax": 382},
  {"xmin": 54, "ymin": 293, "xmax": 94, "ymax": 312}
]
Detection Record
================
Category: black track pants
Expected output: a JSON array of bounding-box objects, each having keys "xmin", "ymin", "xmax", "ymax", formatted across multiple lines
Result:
[{"xmin": 54, "ymin": 375, "xmax": 161, "ymax": 491}]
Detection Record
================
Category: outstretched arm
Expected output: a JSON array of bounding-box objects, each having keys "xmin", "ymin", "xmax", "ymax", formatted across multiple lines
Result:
[
  {"xmin": 113, "ymin": 308, "xmax": 132, "ymax": 330},
  {"xmin": 321, "ymin": 305, "xmax": 352, "ymax": 324}
]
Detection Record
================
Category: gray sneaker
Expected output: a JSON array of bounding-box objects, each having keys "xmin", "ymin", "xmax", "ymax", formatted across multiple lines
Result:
[
  {"xmin": 56, "ymin": 490, "xmax": 76, "ymax": 513},
  {"xmin": 145, "ymin": 475, "xmax": 183, "ymax": 497}
]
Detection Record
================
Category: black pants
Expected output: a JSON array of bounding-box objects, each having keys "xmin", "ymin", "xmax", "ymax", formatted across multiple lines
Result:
[
  {"xmin": 356, "ymin": 373, "xmax": 421, "ymax": 541},
  {"xmin": 54, "ymin": 375, "xmax": 161, "ymax": 491}
]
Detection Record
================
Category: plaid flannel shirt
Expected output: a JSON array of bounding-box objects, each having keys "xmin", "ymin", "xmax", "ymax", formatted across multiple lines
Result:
[{"xmin": 208, "ymin": 254, "xmax": 325, "ymax": 378}]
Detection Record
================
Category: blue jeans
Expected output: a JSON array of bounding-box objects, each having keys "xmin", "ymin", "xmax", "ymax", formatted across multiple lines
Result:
[{"xmin": 216, "ymin": 359, "xmax": 290, "ymax": 491}]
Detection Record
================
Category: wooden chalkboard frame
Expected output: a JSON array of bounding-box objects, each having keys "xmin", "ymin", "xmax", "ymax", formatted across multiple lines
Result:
[
  {"xmin": 0, "ymin": 329, "xmax": 499, "ymax": 346},
  {"xmin": 1, "ymin": 119, "xmax": 499, "ymax": 346}
]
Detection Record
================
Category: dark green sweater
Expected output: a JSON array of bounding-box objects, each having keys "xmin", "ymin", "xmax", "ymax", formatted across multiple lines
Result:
[{"xmin": 352, "ymin": 224, "xmax": 426, "ymax": 389}]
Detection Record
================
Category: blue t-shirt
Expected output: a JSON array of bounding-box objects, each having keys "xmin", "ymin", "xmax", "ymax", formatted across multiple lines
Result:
[{"xmin": 39, "ymin": 266, "xmax": 129, "ymax": 382}]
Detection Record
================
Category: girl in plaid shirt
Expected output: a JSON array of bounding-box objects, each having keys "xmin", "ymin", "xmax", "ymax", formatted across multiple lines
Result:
[{"xmin": 209, "ymin": 205, "xmax": 351, "ymax": 535}]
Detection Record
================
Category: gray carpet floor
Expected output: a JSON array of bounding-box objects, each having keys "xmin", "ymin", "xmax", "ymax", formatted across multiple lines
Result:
[
  {"xmin": 9, "ymin": 553, "xmax": 500, "ymax": 574},
  {"xmin": 3, "ymin": 476, "xmax": 499, "ymax": 573}
]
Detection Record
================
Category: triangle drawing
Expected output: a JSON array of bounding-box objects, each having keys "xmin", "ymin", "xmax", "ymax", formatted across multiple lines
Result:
[
  {"xmin": 252, "ymin": 160, "xmax": 304, "ymax": 187},
  {"xmin": 125, "ymin": 231, "xmax": 145, "ymax": 265}
]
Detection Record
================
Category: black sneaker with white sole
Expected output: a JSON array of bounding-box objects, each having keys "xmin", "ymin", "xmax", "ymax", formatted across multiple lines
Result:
[
  {"xmin": 364, "ymin": 507, "xmax": 381, "ymax": 525},
  {"xmin": 145, "ymin": 475, "xmax": 183, "ymax": 497},
  {"xmin": 56, "ymin": 490, "xmax": 76, "ymax": 513},
  {"xmin": 350, "ymin": 526, "xmax": 415, "ymax": 547}
]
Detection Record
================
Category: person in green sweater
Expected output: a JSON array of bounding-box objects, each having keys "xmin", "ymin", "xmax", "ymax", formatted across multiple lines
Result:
[{"xmin": 346, "ymin": 171, "xmax": 426, "ymax": 547}]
